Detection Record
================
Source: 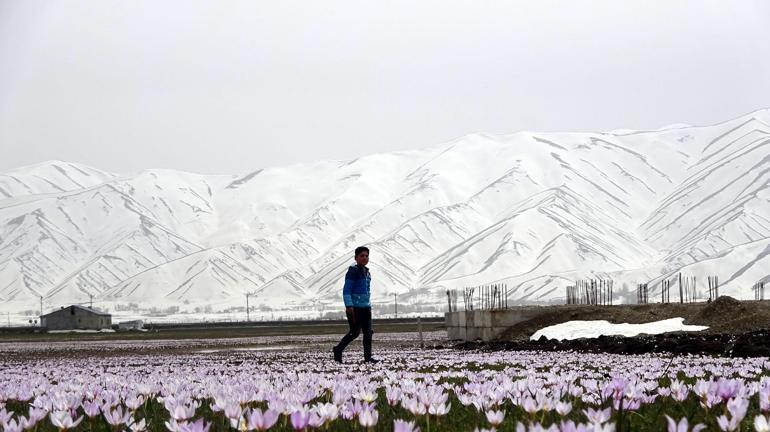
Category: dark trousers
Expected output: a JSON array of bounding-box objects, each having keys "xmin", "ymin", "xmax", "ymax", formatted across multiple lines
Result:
[{"xmin": 335, "ymin": 307, "xmax": 372, "ymax": 360}]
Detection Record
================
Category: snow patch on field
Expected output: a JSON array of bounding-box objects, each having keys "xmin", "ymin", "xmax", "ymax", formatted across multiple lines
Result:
[{"xmin": 531, "ymin": 318, "xmax": 708, "ymax": 341}]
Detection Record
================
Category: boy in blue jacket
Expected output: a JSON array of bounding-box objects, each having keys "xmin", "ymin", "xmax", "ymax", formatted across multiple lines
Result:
[{"xmin": 332, "ymin": 246, "xmax": 379, "ymax": 363}]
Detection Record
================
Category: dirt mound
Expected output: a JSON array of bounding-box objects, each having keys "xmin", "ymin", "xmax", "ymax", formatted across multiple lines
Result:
[
  {"xmin": 694, "ymin": 296, "xmax": 745, "ymax": 320},
  {"xmin": 688, "ymin": 296, "xmax": 764, "ymax": 333},
  {"xmin": 496, "ymin": 303, "xmax": 696, "ymax": 342},
  {"xmin": 495, "ymin": 297, "xmax": 770, "ymax": 342},
  {"xmin": 460, "ymin": 297, "xmax": 770, "ymax": 357}
]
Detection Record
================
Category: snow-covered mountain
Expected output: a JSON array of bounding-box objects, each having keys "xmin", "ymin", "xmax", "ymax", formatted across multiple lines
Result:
[{"xmin": 2, "ymin": 110, "xmax": 770, "ymax": 320}]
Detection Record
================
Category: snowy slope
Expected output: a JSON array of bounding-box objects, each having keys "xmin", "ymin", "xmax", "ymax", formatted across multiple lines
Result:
[
  {"xmin": 2, "ymin": 110, "xmax": 770, "ymax": 319},
  {"xmin": 0, "ymin": 160, "xmax": 116, "ymax": 199}
]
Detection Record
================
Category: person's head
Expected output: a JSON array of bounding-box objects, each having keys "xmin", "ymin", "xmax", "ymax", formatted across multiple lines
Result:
[{"xmin": 354, "ymin": 246, "xmax": 369, "ymax": 266}]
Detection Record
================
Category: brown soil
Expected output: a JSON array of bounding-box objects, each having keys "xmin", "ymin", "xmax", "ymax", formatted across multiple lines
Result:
[
  {"xmin": 458, "ymin": 330, "xmax": 770, "ymax": 357},
  {"xmin": 458, "ymin": 297, "xmax": 770, "ymax": 357},
  {"xmin": 497, "ymin": 296, "xmax": 770, "ymax": 342}
]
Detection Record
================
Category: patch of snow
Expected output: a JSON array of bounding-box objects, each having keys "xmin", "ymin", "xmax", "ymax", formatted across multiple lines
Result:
[{"xmin": 530, "ymin": 317, "xmax": 708, "ymax": 341}]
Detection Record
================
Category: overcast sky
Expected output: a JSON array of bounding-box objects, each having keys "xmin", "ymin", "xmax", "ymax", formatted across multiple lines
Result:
[{"xmin": 1, "ymin": 1, "xmax": 769, "ymax": 175}]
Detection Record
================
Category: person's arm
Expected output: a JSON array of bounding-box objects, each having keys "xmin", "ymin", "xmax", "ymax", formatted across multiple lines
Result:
[{"xmin": 342, "ymin": 268, "xmax": 354, "ymax": 313}]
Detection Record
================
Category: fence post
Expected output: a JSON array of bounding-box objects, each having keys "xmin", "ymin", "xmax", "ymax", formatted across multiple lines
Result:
[
  {"xmin": 693, "ymin": 276, "xmax": 697, "ymax": 302},
  {"xmin": 418, "ymin": 316, "xmax": 424, "ymax": 349},
  {"xmin": 505, "ymin": 284, "xmax": 508, "ymax": 309}
]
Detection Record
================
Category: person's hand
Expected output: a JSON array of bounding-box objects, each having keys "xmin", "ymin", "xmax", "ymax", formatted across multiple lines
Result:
[{"xmin": 345, "ymin": 307, "xmax": 355, "ymax": 324}]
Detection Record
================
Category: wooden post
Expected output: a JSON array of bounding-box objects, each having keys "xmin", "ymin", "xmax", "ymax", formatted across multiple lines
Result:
[
  {"xmin": 504, "ymin": 284, "xmax": 508, "ymax": 309},
  {"xmin": 693, "ymin": 276, "xmax": 697, "ymax": 302},
  {"xmin": 418, "ymin": 316, "xmax": 424, "ymax": 348}
]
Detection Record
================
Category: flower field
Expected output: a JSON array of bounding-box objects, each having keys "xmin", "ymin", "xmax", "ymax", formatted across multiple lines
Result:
[{"xmin": 1, "ymin": 331, "xmax": 770, "ymax": 431}]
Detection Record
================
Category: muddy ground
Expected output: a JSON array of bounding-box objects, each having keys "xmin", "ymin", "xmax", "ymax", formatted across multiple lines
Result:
[
  {"xmin": 459, "ymin": 330, "xmax": 770, "ymax": 357},
  {"xmin": 0, "ymin": 318, "xmax": 444, "ymax": 342},
  {"xmin": 0, "ymin": 322, "xmax": 446, "ymax": 361}
]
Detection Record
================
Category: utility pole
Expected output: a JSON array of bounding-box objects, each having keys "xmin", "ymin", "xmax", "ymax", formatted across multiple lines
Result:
[
  {"xmin": 418, "ymin": 316, "xmax": 424, "ymax": 348},
  {"xmin": 393, "ymin": 293, "xmax": 398, "ymax": 319},
  {"xmin": 90, "ymin": 294, "xmax": 93, "ymax": 309},
  {"xmin": 39, "ymin": 295, "xmax": 43, "ymax": 318},
  {"xmin": 246, "ymin": 293, "xmax": 250, "ymax": 322}
]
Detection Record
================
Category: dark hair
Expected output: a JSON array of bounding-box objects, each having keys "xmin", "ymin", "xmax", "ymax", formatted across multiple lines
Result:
[{"xmin": 354, "ymin": 246, "xmax": 369, "ymax": 257}]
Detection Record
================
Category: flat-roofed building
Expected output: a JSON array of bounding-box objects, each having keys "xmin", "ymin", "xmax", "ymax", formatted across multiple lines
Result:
[{"xmin": 40, "ymin": 305, "xmax": 112, "ymax": 330}]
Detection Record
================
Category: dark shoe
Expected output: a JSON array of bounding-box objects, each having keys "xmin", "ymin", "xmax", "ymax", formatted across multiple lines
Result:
[
  {"xmin": 363, "ymin": 358, "xmax": 380, "ymax": 364},
  {"xmin": 332, "ymin": 346, "xmax": 342, "ymax": 363}
]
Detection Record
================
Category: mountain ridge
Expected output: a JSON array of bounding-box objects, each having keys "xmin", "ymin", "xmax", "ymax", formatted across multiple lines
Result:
[{"xmin": 2, "ymin": 109, "xmax": 770, "ymax": 319}]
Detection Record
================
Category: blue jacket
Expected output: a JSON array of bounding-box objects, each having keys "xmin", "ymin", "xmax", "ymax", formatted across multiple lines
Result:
[{"xmin": 342, "ymin": 264, "xmax": 371, "ymax": 308}]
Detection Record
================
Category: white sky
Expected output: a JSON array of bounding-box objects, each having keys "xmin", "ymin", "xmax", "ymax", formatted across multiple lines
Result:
[{"xmin": 1, "ymin": 0, "xmax": 769, "ymax": 175}]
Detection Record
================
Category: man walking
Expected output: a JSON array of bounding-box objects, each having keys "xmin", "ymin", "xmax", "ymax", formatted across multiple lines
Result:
[{"xmin": 333, "ymin": 246, "xmax": 379, "ymax": 363}]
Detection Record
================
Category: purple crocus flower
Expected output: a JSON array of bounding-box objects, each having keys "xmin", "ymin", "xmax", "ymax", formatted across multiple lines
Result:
[
  {"xmin": 715, "ymin": 396, "xmax": 750, "ymax": 431},
  {"xmin": 28, "ymin": 407, "xmax": 47, "ymax": 424},
  {"xmin": 583, "ymin": 407, "xmax": 611, "ymax": 424},
  {"xmin": 104, "ymin": 405, "xmax": 131, "ymax": 426},
  {"xmin": 290, "ymin": 409, "xmax": 309, "ymax": 430},
  {"xmin": 555, "ymin": 401, "xmax": 572, "ymax": 416},
  {"xmin": 716, "ymin": 379, "xmax": 742, "ymax": 402},
  {"xmin": 128, "ymin": 417, "xmax": 147, "ymax": 432},
  {"xmin": 171, "ymin": 403, "xmax": 197, "ymax": 421},
  {"xmin": 179, "ymin": 418, "xmax": 211, "ymax": 432},
  {"xmin": 727, "ymin": 396, "xmax": 749, "ymax": 422},
  {"xmin": 246, "ymin": 408, "xmax": 279, "ymax": 431},
  {"xmin": 0, "ymin": 409, "xmax": 13, "ymax": 424},
  {"xmin": 125, "ymin": 394, "xmax": 145, "ymax": 411},
  {"xmin": 386, "ymin": 387, "xmax": 402, "ymax": 406},
  {"xmin": 755, "ymin": 415, "xmax": 770, "ymax": 432},
  {"xmin": 485, "ymin": 409, "xmax": 504, "ymax": 426},
  {"xmin": 394, "ymin": 419, "xmax": 420, "ymax": 432},
  {"xmin": 2, "ymin": 419, "xmax": 24, "ymax": 432},
  {"xmin": 760, "ymin": 387, "xmax": 770, "ymax": 413},
  {"xmin": 82, "ymin": 400, "xmax": 101, "ymax": 418},
  {"xmin": 359, "ymin": 408, "xmax": 378, "ymax": 427},
  {"xmin": 49, "ymin": 410, "xmax": 83, "ymax": 430},
  {"xmin": 664, "ymin": 415, "xmax": 706, "ymax": 432}
]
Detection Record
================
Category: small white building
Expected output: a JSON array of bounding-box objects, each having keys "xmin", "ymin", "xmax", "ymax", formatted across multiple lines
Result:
[{"xmin": 117, "ymin": 320, "xmax": 144, "ymax": 331}]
